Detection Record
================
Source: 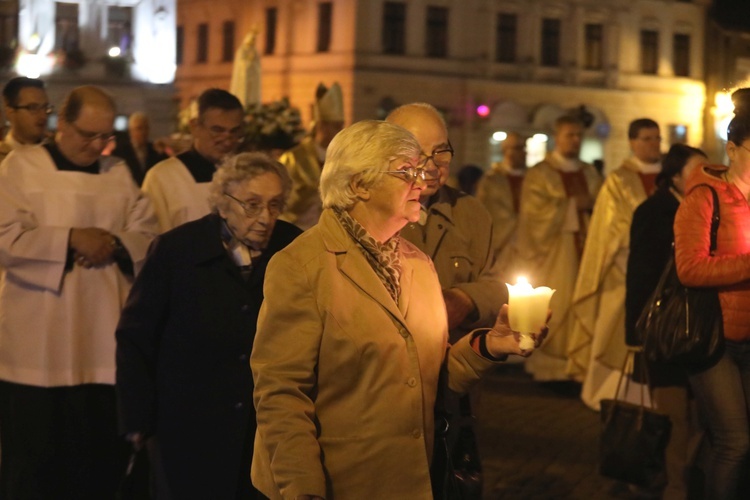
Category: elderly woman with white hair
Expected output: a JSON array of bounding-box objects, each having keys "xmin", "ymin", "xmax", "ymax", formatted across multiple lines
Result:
[
  {"xmin": 250, "ymin": 120, "xmax": 547, "ymax": 499},
  {"xmin": 115, "ymin": 152, "xmax": 302, "ymax": 499}
]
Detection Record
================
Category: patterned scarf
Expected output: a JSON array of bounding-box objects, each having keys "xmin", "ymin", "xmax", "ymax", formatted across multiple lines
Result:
[{"xmin": 334, "ymin": 208, "xmax": 402, "ymax": 304}]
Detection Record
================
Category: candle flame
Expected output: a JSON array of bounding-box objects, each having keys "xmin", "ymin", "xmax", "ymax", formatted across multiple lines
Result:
[{"xmin": 516, "ymin": 276, "xmax": 528, "ymax": 286}]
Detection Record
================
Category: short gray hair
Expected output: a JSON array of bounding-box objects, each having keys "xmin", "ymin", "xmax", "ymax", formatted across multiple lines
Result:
[
  {"xmin": 320, "ymin": 120, "xmax": 420, "ymax": 210},
  {"xmin": 209, "ymin": 152, "xmax": 292, "ymax": 213}
]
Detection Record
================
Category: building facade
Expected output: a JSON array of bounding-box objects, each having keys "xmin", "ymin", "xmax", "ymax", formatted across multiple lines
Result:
[
  {"xmin": 0, "ymin": 0, "xmax": 177, "ymax": 138},
  {"xmin": 175, "ymin": 0, "xmax": 709, "ymax": 170}
]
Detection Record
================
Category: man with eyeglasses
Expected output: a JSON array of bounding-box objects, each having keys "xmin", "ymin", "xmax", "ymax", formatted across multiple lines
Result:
[
  {"xmin": 568, "ymin": 118, "xmax": 662, "ymax": 410},
  {"xmin": 387, "ymin": 103, "xmax": 503, "ymax": 497},
  {"xmin": 0, "ymin": 85, "xmax": 158, "ymax": 498},
  {"xmin": 278, "ymin": 82, "xmax": 344, "ymax": 230},
  {"xmin": 143, "ymin": 88, "xmax": 244, "ymax": 232},
  {"xmin": 0, "ymin": 77, "xmax": 51, "ymax": 162}
]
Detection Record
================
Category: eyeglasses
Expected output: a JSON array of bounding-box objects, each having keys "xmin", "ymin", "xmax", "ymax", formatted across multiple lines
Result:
[
  {"xmin": 740, "ymin": 143, "xmax": 750, "ymax": 154},
  {"xmin": 69, "ymin": 122, "xmax": 115, "ymax": 144},
  {"xmin": 11, "ymin": 103, "xmax": 54, "ymax": 115},
  {"xmin": 381, "ymin": 166, "xmax": 441, "ymax": 183},
  {"xmin": 419, "ymin": 142, "xmax": 454, "ymax": 168},
  {"xmin": 202, "ymin": 122, "xmax": 245, "ymax": 141},
  {"xmin": 224, "ymin": 193, "xmax": 284, "ymax": 218}
]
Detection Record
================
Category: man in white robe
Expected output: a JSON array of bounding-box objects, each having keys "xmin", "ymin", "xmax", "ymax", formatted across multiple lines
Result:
[
  {"xmin": 567, "ymin": 118, "xmax": 662, "ymax": 410},
  {"xmin": 0, "ymin": 85, "xmax": 158, "ymax": 498},
  {"xmin": 143, "ymin": 88, "xmax": 244, "ymax": 232}
]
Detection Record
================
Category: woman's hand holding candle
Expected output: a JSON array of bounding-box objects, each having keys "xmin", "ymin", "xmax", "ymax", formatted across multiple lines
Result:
[{"xmin": 485, "ymin": 305, "xmax": 550, "ymax": 357}]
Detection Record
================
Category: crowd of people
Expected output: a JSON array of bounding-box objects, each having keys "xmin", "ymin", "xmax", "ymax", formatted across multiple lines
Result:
[{"xmin": 0, "ymin": 72, "xmax": 747, "ymax": 500}]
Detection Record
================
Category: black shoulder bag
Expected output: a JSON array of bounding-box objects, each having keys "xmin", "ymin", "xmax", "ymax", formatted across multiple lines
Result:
[{"xmin": 637, "ymin": 184, "xmax": 724, "ymax": 367}]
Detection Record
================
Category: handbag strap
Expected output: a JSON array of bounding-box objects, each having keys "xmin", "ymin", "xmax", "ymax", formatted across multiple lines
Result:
[
  {"xmin": 612, "ymin": 349, "xmax": 655, "ymax": 410},
  {"xmin": 694, "ymin": 184, "xmax": 720, "ymax": 256}
]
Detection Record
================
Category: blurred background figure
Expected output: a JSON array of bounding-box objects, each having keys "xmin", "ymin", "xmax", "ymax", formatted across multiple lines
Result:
[
  {"xmin": 117, "ymin": 152, "xmax": 301, "ymax": 500},
  {"xmin": 112, "ymin": 111, "xmax": 167, "ymax": 186},
  {"xmin": 278, "ymin": 82, "xmax": 344, "ymax": 230},
  {"xmin": 456, "ymin": 164, "xmax": 483, "ymax": 196},
  {"xmin": 568, "ymin": 118, "xmax": 663, "ymax": 410},
  {"xmin": 515, "ymin": 115, "xmax": 602, "ymax": 382},
  {"xmin": 674, "ymin": 87, "xmax": 750, "ymax": 500},
  {"xmin": 0, "ymin": 85, "xmax": 157, "ymax": 499},
  {"xmin": 143, "ymin": 88, "xmax": 244, "ymax": 232},
  {"xmin": 0, "ymin": 76, "xmax": 51, "ymax": 162},
  {"xmin": 476, "ymin": 132, "xmax": 528, "ymax": 281},
  {"xmin": 626, "ymin": 143, "xmax": 708, "ymax": 500}
]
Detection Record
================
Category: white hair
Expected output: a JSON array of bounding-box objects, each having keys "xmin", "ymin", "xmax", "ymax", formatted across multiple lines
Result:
[
  {"xmin": 209, "ymin": 152, "xmax": 292, "ymax": 213},
  {"xmin": 319, "ymin": 120, "xmax": 420, "ymax": 211}
]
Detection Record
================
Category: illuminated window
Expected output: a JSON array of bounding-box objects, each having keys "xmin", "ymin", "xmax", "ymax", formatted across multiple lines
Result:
[
  {"xmin": 541, "ymin": 18, "xmax": 560, "ymax": 67},
  {"xmin": 265, "ymin": 8, "xmax": 277, "ymax": 55},
  {"xmin": 674, "ymin": 34, "xmax": 690, "ymax": 77},
  {"xmin": 496, "ymin": 13, "xmax": 517, "ymax": 63},
  {"xmin": 196, "ymin": 23, "xmax": 208, "ymax": 63},
  {"xmin": 317, "ymin": 2, "xmax": 332, "ymax": 52},
  {"xmin": 640, "ymin": 30, "xmax": 658, "ymax": 74},
  {"xmin": 426, "ymin": 6, "xmax": 448, "ymax": 58},
  {"xmin": 55, "ymin": 2, "xmax": 79, "ymax": 53},
  {"xmin": 584, "ymin": 24, "xmax": 603, "ymax": 70},
  {"xmin": 222, "ymin": 21, "xmax": 235, "ymax": 62},
  {"xmin": 107, "ymin": 7, "xmax": 132, "ymax": 54},
  {"xmin": 383, "ymin": 2, "xmax": 406, "ymax": 55}
]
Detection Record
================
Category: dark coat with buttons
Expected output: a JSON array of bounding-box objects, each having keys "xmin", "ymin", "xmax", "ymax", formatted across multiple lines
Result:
[{"xmin": 115, "ymin": 213, "xmax": 301, "ymax": 499}]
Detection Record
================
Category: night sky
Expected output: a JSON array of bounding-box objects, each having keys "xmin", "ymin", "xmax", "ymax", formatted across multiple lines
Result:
[{"xmin": 711, "ymin": 0, "xmax": 750, "ymax": 31}]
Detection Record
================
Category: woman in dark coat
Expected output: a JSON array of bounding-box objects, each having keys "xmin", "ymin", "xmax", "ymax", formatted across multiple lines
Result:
[
  {"xmin": 115, "ymin": 152, "xmax": 302, "ymax": 499},
  {"xmin": 625, "ymin": 143, "xmax": 707, "ymax": 499}
]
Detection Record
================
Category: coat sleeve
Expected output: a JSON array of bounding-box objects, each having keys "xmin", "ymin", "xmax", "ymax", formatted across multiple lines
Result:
[
  {"xmin": 0, "ymin": 157, "xmax": 70, "ymax": 292},
  {"xmin": 115, "ymin": 236, "xmax": 172, "ymax": 436},
  {"xmin": 251, "ymin": 249, "xmax": 327, "ymax": 499},
  {"xmin": 452, "ymin": 202, "xmax": 506, "ymax": 331},
  {"xmin": 674, "ymin": 186, "xmax": 750, "ymax": 287}
]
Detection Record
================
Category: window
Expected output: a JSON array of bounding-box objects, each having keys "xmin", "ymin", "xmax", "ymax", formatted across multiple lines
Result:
[
  {"xmin": 640, "ymin": 30, "xmax": 659, "ymax": 74},
  {"xmin": 584, "ymin": 24, "xmax": 603, "ymax": 70},
  {"xmin": 541, "ymin": 18, "xmax": 560, "ymax": 67},
  {"xmin": 495, "ymin": 13, "xmax": 517, "ymax": 63},
  {"xmin": 426, "ymin": 6, "xmax": 448, "ymax": 58},
  {"xmin": 222, "ymin": 21, "xmax": 235, "ymax": 62},
  {"xmin": 176, "ymin": 25, "xmax": 184, "ymax": 65},
  {"xmin": 55, "ymin": 2, "xmax": 79, "ymax": 52},
  {"xmin": 673, "ymin": 33, "xmax": 690, "ymax": 77},
  {"xmin": 383, "ymin": 2, "xmax": 406, "ymax": 55},
  {"xmin": 317, "ymin": 2, "xmax": 332, "ymax": 52},
  {"xmin": 265, "ymin": 7, "xmax": 277, "ymax": 55},
  {"xmin": 197, "ymin": 23, "xmax": 208, "ymax": 63},
  {"xmin": 107, "ymin": 6, "xmax": 133, "ymax": 54},
  {"xmin": 0, "ymin": 13, "xmax": 17, "ymax": 48}
]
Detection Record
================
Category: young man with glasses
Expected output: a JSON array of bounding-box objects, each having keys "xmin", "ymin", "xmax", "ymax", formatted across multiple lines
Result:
[
  {"xmin": 0, "ymin": 85, "xmax": 158, "ymax": 498},
  {"xmin": 0, "ymin": 77, "xmax": 51, "ymax": 161},
  {"xmin": 143, "ymin": 88, "xmax": 244, "ymax": 232}
]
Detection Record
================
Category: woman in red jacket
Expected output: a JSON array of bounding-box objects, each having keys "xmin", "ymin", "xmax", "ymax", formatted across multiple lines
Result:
[{"xmin": 673, "ymin": 88, "xmax": 750, "ymax": 500}]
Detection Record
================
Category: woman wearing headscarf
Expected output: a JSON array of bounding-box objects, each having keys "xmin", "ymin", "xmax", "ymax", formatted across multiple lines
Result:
[{"xmin": 250, "ymin": 120, "xmax": 547, "ymax": 499}]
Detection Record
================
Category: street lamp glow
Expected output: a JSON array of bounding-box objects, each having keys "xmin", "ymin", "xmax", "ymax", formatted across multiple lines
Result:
[
  {"xmin": 108, "ymin": 46, "xmax": 121, "ymax": 58},
  {"xmin": 532, "ymin": 133, "xmax": 549, "ymax": 143},
  {"xmin": 492, "ymin": 131, "xmax": 508, "ymax": 142},
  {"xmin": 476, "ymin": 104, "xmax": 491, "ymax": 118}
]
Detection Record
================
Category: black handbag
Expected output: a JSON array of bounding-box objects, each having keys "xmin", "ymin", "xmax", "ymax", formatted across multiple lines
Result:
[
  {"xmin": 637, "ymin": 184, "xmax": 724, "ymax": 367},
  {"xmin": 431, "ymin": 369, "xmax": 483, "ymax": 500},
  {"xmin": 599, "ymin": 350, "xmax": 672, "ymax": 489}
]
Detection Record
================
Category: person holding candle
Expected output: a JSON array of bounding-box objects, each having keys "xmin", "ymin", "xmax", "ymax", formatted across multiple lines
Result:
[
  {"xmin": 673, "ymin": 88, "xmax": 750, "ymax": 500},
  {"xmin": 250, "ymin": 120, "xmax": 548, "ymax": 499},
  {"xmin": 514, "ymin": 115, "xmax": 602, "ymax": 381},
  {"xmin": 566, "ymin": 118, "xmax": 663, "ymax": 409}
]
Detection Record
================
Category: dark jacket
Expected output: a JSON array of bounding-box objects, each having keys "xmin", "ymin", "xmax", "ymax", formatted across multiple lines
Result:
[
  {"xmin": 626, "ymin": 187, "xmax": 685, "ymax": 386},
  {"xmin": 115, "ymin": 213, "xmax": 302, "ymax": 499},
  {"xmin": 112, "ymin": 138, "xmax": 167, "ymax": 186}
]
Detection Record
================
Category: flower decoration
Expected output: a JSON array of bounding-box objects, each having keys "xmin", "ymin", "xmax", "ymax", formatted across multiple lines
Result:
[{"xmin": 243, "ymin": 97, "xmax": 305, "ymax": 152}]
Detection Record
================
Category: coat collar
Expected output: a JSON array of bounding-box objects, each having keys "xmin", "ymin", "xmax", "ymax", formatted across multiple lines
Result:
[{"xmin": 318, "ymin": 209, "xmax": 413, "ymax": 327}]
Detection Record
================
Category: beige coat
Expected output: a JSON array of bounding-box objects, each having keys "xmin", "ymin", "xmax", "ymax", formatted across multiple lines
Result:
[{"xmin": 251, "ymin": 209, "xmax": 500, "ymax": 499}]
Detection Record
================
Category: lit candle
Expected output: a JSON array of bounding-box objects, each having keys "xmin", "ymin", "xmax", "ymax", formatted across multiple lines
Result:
[{"xmin": 505, "ymin": 277, "xmax": 555, "ymax": 350}]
